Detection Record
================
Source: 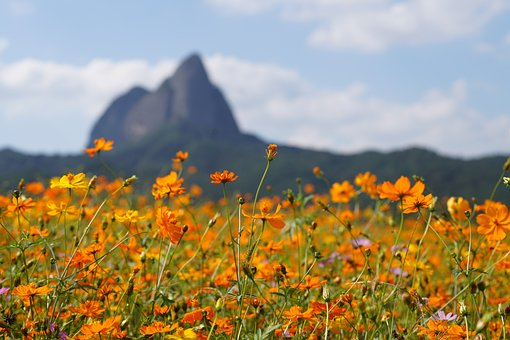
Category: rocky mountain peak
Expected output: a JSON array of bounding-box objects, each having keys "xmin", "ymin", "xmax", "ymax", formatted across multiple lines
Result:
[{"xmin": 88, "ymin": 53, "xmax": 242, "ymax": 146}]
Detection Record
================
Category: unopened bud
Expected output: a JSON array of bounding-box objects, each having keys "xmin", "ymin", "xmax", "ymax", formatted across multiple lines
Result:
[
  {"xmin": 88, "ymin": 175, "xmax": 97, "ymax": 189},
  {"xmin": 287, "ymin": 190, "xmax": 294, "ymax": 204},
  {"xmin": 459, "ymin": 302, "xmax": 468, "ymax": 316},
  {"xmin": 123, "ymin": 175, "xmax": 137, "ymax": 187},
  {"xmin": 322, "ymin": 284, "xmax": 330, "ymax": 302},
  {"xmin": 215, "ymin": 298, "xmax": 224, "ymax": 310},
  {"xmin": 237, "ymin": 194, "xmax": 245, "ymax": 205},
  {"xmin": 208, "ymin": 215, "xmax": 218, "ymax": 228},
  {"xmin": 503, "ymin": 157, "xmax": 510, "ymax": 171},
  {"xmin": 18, "ymin": 179, "xmax": 25, "ymax": 191}
]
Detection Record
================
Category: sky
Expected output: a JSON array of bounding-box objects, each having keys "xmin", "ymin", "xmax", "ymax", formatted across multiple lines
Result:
[{"xmin": 1, "ymin": 0, "xmax": 510, "ymax": 158}]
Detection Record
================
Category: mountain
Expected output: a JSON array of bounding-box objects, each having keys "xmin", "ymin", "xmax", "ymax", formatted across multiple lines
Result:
[
  {"xmin": 88, "ymin": 53, "xmax": 255, "ymax": 146},
  {"xmin": 0, "ymin": 53, "xmax": 508, "ymax": 203}
]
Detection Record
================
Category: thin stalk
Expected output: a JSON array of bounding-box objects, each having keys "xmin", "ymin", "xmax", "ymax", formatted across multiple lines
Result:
[
  {"xmin": 489, "ymin": 166, "xmax": 507, "ymax": 201},
  {"xmin": 222, "ymin": 184, "xmax": 241, "ymax": 289}
]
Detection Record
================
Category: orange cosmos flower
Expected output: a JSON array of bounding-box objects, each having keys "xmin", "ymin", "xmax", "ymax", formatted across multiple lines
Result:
[
  {"xmin": 84, "ymin": 137, "xmax": 114, "ymax": 157},
  {"xmin": 313, "ymin": 166, "xmax": 324, "ymax": 178},
  {"xmin": 182, "ymin": 306, "xmax": 214, "ymax": 325},
  {"xmin": 6, "ymin": 196, "xmax": 35, "ymax": 214},
  {"xmin": 378, "ymin": 176, "xmax": 425, "ymax": 201},
  {"xmin": 152, "ymin": 171, "xmax": 186, "ymax": 200},
  {"xmin": 261, "ymin": 240, "xmax": 285, "ymax": 254},
  {"xmin": 330, "ymin": 180, "xmax": 356, "ymax": 203},
  {"xmin": 355, "ymin": 171, "xmax": 378, "ymax": 198},
  {"xmin": 172, "ymin": 150, "xmax": 189, "ymax": 163},
  {"xmin": 140, "ymin": 321, "xmax": 173, "ymax": 335},
  {"xmin": 291, "ymin": 275, "xmax": 327, "ymax": 290},
  {"xmin": 476, "ymin": 202, "xmax": 510, "ymax": 241},
  {"xmin": 447, "ymin": 197, "xmax": 471, "ymax": 221},
  {"xmin": 416, "ymin": 320, "xmax": 470, "ymax": 339},
  {"xmin": 282, "ymin": 306, "xmax": 315, "ymax": 322},
  {"xmin": 13, "ymin": 283, "xmax": 53, "ymax": 305},
  {"xmin": 157, "ymin": 207, "xmax": 184, "ymax": 244},
  {"xmin": 402, "ymin": 193, "xmax": 434, "ymax": 214},
  {"xmin": 243, "ymin": 199, "xmax": 285, "ymax": 228},
  {"xmin": 69, "ymin": 300, "xmax": 105, "ymax": 318},
  {"xmin": 210, "ymin": 170, "xmax": 238, "ymax": 184},
  {"xmin": 25, "ymin": 181, "xmax": 45, "ymax": 195},
  {"xmin": 28, "ymin": 226, "xmax": 50, "ymax": 237},
  {"xmin": 154, "ymin": 305, "xmax": 172, "ymax": 315},
  {"xmin": 50, "ymin": 173, "xmax": 89, "ymax": 190},
  {"xmin": 172, "ymin": 150, "xmax": 189, "ymax": 171},
  {"xmin": 79, "ymin": 316, "xmax": 123, "ymax": 339}
]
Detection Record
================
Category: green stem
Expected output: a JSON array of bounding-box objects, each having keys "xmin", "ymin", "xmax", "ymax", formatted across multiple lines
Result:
[{"xmin": 489, "ymin": 166, "xmax": 507, "ymax": 201}]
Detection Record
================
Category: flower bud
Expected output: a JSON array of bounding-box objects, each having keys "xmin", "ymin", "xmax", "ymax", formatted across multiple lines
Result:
[
  {"xmin": 322, "ymin": 284, "xmax": 330, "ymax": 302},
  {"xmin": 459, "ymin": 302, "xmax": 468, "ymax": 316},
  {"xmin": 503, "ymin": 157, "xmax": 510, "ymax": 171},
  {"xmin": 123, "ymin": 175, "xmax": 137, "ymax": 187},
  {"xmin": 266, "ymin": 144, "xmax": 278, "ymax": 161},
  {"xmin": 215, "ymin": 298, "xmax": 224, "ymax": 311},
  {"xmin": 88, "ymin": 175, "xmax": 97, "ymax": 189}
]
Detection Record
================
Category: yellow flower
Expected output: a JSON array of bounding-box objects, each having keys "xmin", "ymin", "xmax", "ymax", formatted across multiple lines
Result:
[
  {"xmin": 167, "ymin": 328, "xmax": 198, "ymax": 339},
  {"xmin": 50, "ymin": 173, "xmax": 89, "ymax": 190},
  {"xmin": 46, "ymin": 201, "xmax": 78, "ymax": 218},
  {"xmin": 115, "ymin": 209, "xmax": 144, "ymax": 224}
]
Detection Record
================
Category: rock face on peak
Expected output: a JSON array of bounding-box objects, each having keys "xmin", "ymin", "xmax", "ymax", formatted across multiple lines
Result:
[{"xmin": 88, "ymin": 53, "xmax": 245, "ymax": 146}]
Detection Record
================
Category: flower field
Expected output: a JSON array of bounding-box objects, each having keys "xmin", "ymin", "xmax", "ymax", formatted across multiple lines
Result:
[{"xmin": 1, "ymin": 140, "xmax": 509, "ymax": 339}]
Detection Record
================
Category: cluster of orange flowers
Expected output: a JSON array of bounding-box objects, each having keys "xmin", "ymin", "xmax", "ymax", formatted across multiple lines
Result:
[{"xmin": 0, "ymin": 140, "xmax": 507, "ymax": 338}]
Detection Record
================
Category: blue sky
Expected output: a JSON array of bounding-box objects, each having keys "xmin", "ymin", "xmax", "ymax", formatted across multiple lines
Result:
[{"xmin": 1, "ymin": 0, "xmax": 509, "ymax": 157}]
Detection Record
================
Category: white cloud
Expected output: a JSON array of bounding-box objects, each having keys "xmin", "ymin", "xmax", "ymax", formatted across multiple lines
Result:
[
  {"xmin": 206, "ymin": 0, "xmax": 510, "ymax": 52},
  {"xmin": 206, "ymin": 0, "xmax": 280, "ymax": 14},
  {"xmin": 204, "ymin": 55, "xmax": 509, "ymax": 157},
  {"xmin": 0, "ymin": 38, "xmax": 8, "ymax": 54},
  {"xmin": 0, "ymin": 58, "xmax": 177, "ymax": 153},
  {"xmin": 0, "ymin": 55, "xmax": 508, "ymax": 156},
  {"xmin": 8, "ymin": 0, "xmax": 35, "ymax": 16}
]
